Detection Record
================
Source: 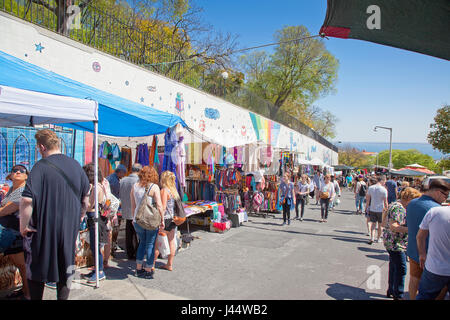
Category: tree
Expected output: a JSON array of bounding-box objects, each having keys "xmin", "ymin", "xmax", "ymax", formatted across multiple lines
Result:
[
  {"xmin": 338, "ymin": 144, "xmax": 371, "ymax": 167},
  {"xmin": 428, "ymin": 105, "xmax": 450, "ymax": 154},
  {"xmin": 239, "ymin": 26, "xmax": 339, "ymax": 120},
  {"xmin": 376, "ymin": 149, "xmax": 438, "ymax": 172}
]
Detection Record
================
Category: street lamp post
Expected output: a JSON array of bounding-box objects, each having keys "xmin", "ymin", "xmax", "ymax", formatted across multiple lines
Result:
[
  {"xmin": 374, "ymin": 126, "xmax": 393, "ymax": 171},
  {"xmin": 221, "ymin": 71, "xmax": 229, "ymax": 98}
]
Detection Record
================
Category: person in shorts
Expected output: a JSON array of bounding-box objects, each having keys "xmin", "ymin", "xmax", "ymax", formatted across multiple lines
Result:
[{"xmin": 366, "ymin": 176, "xmax": 388, "ymax": 244}]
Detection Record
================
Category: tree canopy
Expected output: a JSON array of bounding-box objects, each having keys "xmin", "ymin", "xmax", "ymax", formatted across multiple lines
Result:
[{"xmin": 428, "ymin": 105, "xmax": 449, "ymax": 155}]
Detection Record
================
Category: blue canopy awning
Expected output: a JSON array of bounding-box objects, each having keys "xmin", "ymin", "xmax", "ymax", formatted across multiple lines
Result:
[{"xmin": 0, "ymin": 50, "xmax": 186, "ymax": 136}]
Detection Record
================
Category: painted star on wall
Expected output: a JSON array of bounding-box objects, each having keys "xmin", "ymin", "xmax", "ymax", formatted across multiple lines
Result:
[{"xmin": 35, "ymin": 43, "xmax": 45, "ymax": 53}]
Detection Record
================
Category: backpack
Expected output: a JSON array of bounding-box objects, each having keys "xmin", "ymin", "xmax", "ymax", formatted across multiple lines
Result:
[
  {"xmin": 359, "ymin": 183, "xmax": 367, "ymax": 197},
  {"xmin": 135, "ymin": 184, "xmax": 161, "ymax": 230}
]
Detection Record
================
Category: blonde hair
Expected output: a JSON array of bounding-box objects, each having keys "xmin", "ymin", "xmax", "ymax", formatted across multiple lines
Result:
[
  {"xmin": 160, "ymin": 171, "xmax": 180, "ymax": 200},
  {"xmin": 401, "ymin": 181, "xmax": 410, "ymax": 188},
  {"xmin": 400, "ymin": 187, "xmax": 421, "ymax": 202}
]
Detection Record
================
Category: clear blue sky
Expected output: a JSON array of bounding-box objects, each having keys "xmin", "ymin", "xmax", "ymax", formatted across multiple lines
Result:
[{"xmin": 196, "ymin": 0, "xmax": 450, "ymax": 144}]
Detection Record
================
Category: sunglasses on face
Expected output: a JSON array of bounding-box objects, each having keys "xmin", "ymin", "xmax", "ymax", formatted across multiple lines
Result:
[{"xmin": 11, "ymin": 168, "xmax": 27, "ymax": 174}]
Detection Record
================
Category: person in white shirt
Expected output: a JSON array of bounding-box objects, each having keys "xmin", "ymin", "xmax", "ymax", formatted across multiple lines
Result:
[
  {"xmin": 330, "ymin": 175, "xmax": 340, "ymax": 211},
  {"xmin": 366, "ymin": 176, "xmax": 388, "ymax": 244},
  {"xmin": 319, "ymin": 175, "xmax": 335, "ymax": 223},
  {"xmin": 416, "ymin": 205, "xmax": 450, "ymax": 300}
]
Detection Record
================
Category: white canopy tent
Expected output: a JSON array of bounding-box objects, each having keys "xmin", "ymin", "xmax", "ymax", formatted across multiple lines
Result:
[{"xmin": 0, "ymin": 84, "xmax": 104, "ymax": 287}]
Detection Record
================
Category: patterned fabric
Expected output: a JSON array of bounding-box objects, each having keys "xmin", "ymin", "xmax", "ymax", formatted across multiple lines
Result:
[{"xmin": 383, "ymin": 202, "xmax": 408, "ymax": 252}]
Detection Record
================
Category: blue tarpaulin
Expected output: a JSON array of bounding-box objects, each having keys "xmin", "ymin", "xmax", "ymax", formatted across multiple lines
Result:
[{"xmin": 0, "ymin": 50, "xmax": 186, "ymax": 136}]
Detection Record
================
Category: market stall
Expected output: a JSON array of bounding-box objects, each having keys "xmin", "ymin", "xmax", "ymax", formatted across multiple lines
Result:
[
  {"xmin": 0, "ymin": 49, "xmax": 186, "ymax": 289},
  {"xmin": 0, "ymin": 84, "xmax": 98, "ymax": 292}
]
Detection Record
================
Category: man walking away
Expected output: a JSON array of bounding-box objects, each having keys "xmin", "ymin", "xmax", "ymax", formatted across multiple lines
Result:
[
  {"xmin": 406, "ymin": 179, "xmax": 449, "ymax": 300},
  {"xmin": 386, "ymin": 176, "xmax": 398, "ymax": 204},
  {"xmin": 119, "ymin": 163, "xmax": 142, "ymax": 260},
  {"xmin": 19, "ymin": 129, "xmax": 90, "ymax": 300},
  {"xmin": 416, "ymin": 206, "xmax": 450, "ymax": 300},
  {"xmin": 366, "ymin": 176, "xmax": 388, "ymax": 244}
]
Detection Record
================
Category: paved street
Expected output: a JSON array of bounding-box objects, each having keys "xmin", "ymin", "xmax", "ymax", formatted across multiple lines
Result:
[{"xmin": 44, "ymin": 189, "xmax": 402, "ymax": 300}]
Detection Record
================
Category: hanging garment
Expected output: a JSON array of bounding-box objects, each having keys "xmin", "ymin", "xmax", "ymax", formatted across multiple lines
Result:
[
  {"xmin": 149, "ymin": 136, "xmax": 157, "ymax": 167},
  {"xmin": 120, "ymin": 147, "xmax": 132, "ymax": 175},
  {"xmin": 110, "ymin": 143, "xmax": 121, "ymax": 170},
  {"xmin": 136, "ymin": 143, "xmax": 150, "ymax": 167},
  {"xmin": 163, "ymin": 127, "xmax": 178, "ymax": 185},
  {"xmin": 175, "ymin": 136, "xmax": 186, "ymax": 188}
]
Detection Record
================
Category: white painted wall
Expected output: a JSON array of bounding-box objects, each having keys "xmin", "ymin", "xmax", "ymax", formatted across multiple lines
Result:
[{"xmin": 0, "ymin": 12, "xmax": 338, "ymax": 165}]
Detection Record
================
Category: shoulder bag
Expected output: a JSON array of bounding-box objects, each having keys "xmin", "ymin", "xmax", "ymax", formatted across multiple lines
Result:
[
  {"xmin": 135, "ymin": 184, "xmax": 161, "ymax": 230},
  {"xmin": 173, "ymin": 197, "xmax": 187, "ymax": 226}
]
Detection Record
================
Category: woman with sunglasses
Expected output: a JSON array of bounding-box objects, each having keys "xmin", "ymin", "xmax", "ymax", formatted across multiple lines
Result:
[{"xmin": 0, "ymin": 165, "xmax": 30, "ymax": 299}]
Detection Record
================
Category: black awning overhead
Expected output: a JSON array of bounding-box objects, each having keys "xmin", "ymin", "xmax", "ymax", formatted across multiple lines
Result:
[{"xmin": 320, "ymin": 0, "xmax": 450, "ymax": 61}]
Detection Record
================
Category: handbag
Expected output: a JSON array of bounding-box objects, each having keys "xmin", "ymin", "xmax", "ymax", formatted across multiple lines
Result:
[
  {"xmin": 173, "ymin": 197, "xmax": 187, "ymax": 226},
  {"xmin": 99, "ymin": 184, "xmax": 120, "ymax": 219},
  {"xmin": 135, "ymin": 184, "xmax": 161, "ymax": 230},
  {"xmin": 320, "ymin": 191, "xmax": 330, "ymax": 199}
]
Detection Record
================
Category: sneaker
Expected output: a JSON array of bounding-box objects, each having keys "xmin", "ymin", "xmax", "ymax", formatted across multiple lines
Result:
[
  {"xmin": 299, "ymin": 218, "xmax": 303, "ymax": 222},
  {"xmin": 87, "ymin": 271, "xmax": 106, "ymax": 284},
  {"xmin": 82, "ymin": 270, "xmax": 95, "ymax": 279},
  {"xmin": 282, "ymin": 222, "xmax": 286, "ymax": 226},
  {"xmin": 368, "ymin": 240, "xmax": 373, "ymax": 245},
  {"xmin": 143, "ymin": 270, "xmax": 154, "ymax": 279},
  {"xmin": 376, "ymin": 238, "xmax": 381, "ymax": 243},
  {"xmin": 288, "ymin": 220, "xmax": 291, "ymax": 225},
  {"xmin": 44, "ymin": 282, "xmax": 57, "ymax": 289},
  {"xmin": 135, "ymin": 269, "xmax": 145, "ymax": 278}
]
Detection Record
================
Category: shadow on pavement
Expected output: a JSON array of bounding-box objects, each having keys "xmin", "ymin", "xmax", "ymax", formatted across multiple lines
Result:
[
  {"xmin": 335, "ymin": 230, "xmax": 367, "ymax": 236},
  {"xmin": 357, "ymin": 246, "xmax": 386, "ymax": 254},
  {"xmin": 332, "ymin": 237, "xmax": 371, "ymax": 244},
  {"xmin": 366, "ymin": 254, "xmax": 389, "ymax": 262},
  {"xmin": 326, "ymin": 283, "xmax": 387, "ymax": 300}
]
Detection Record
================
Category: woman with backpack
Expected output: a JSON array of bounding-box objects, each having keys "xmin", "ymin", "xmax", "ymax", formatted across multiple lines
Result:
[
  {"xmin": 154, "ymin": 171, "xmax": 179, "ymax": 272},
  {"xmin": 130, "ymin": 166, "xmax": 164, "ymax": 279},
  {"xmin": 355, "ymin": 175, "xmax": 367, "ymax": 214}
]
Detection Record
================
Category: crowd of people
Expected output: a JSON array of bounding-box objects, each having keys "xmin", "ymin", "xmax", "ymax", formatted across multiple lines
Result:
[
  {"xmin": 348, "ymin": 172, "xmax": 449, "ymax": 300},
  {"xmin": 0, "ymin": 129, "xmax": 448, "ymax": 300},
  {"xmin": 0, "ymin": 129, "xmax": 183, "ymax": 300},
  {"xmin": 273, "ymin": 168, "xmax": 449, "ymax": 301}
]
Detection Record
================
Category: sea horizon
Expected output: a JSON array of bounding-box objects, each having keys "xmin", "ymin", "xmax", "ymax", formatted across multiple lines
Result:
[{"xmin": 335, "ymin": 141, "xmax": 447, "ymax": 160}]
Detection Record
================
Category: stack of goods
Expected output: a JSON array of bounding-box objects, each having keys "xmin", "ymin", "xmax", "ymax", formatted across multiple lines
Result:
[
  {"xmin": 228, "ymin": 207, "xmax": 248, "ymax": 228},
  {"xmin": 215, "ymin": 191, "xmax": 242, "ymax": 214},
  {"xmin": 0, "ymin": 254, "xmax": 21, "ymax": 292},
  {"xmin": 210, "ymin": 203, "xmax": 231, "ymax": 233}
]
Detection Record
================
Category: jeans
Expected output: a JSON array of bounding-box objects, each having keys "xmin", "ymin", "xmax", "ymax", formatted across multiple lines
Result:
[
  {"xmin": 87, "ymin": 212, "xmax": 104, "ymax": 272},
  {"xmin": 416, "ymin": 268, "xmax": 450, "ymax": 300},
  {"xmin": 295, "ymin": 195, "xmax": 305, "ymax": 219},
  {"xmin": 320, "ymin": 198, "xmax": 330, "ymax": 219},
  {"xmin": 133, "ymin": 222, "xmax": 158, "ymax": 268},
  {"xmin": 355, "ymin": 194, "xmax": 365, "ymax": 212},
  {"xmin": 387, "ymin": 250, "xmax": 407, "ymax": 299},
  {"xmin": 282, "ymin": 201, "xmax": 292, "ymax": 223}
]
